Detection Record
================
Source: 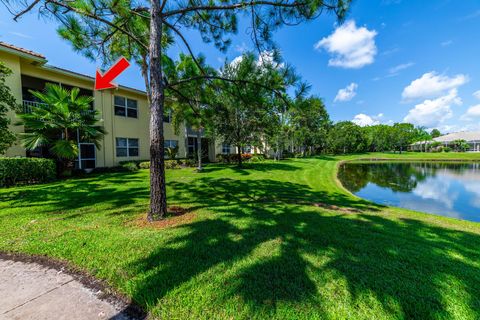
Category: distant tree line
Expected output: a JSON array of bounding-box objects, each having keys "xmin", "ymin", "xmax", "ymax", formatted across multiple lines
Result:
[{"xmin": 325, "ymin": 122, "xmax": 435, "ymax": 155}]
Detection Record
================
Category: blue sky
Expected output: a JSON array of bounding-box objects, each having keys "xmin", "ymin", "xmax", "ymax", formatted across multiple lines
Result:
[{"xmin": 1, "ymin": 0, "xmax": 480, "ymax": 133}]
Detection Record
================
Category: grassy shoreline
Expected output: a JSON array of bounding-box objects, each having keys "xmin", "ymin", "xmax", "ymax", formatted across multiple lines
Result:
[{"xmin": 1, "ymin": 152, "xmax": 479, "ymax": 319}]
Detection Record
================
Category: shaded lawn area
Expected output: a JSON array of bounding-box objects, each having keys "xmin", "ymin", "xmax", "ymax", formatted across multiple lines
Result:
[{"xmin": 1, "ymin": 154, "xmax": 480, "ymax": 319}]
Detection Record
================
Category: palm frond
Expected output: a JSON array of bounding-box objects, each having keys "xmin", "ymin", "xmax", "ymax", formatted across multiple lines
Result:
[{"xmin": 50, "ymin": 139, "xmax": 78, "ymax": 159}]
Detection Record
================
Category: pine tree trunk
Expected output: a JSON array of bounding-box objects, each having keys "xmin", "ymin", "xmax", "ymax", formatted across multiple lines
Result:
[
  {"xmin": 196, "ymin": 129, "xmax": 203, "ymax": 171},
  {"xmin": 147, "ymin": 0, "xmax": 167, "ymax": 221}
]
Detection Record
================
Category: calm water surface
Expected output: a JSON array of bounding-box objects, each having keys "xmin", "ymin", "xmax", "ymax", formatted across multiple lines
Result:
[{"xmin": 338, "ymin": 162, "xmax": 480, "ymax": 222}]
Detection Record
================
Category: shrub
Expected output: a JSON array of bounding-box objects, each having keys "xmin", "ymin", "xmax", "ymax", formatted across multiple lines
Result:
[
  {"xmin": 0, "ymin": 157, "xmax": 56, "ymax": 187},
  {"xmin": 248, "ymin": 154, "xmax": 266, "ymax": 163},
  {"xmin": 241, "ymin": 153, "xmax": 252, "ymax": 161},
  {"xmin": 217, "ymin": 154, "xmax": 234, "ymax": 163},
  {"xmin": 165, "ymin": 159, "xmax": 181, "ymax": 169},
  {"xmin": 121, "ymin": 162, "xmax": 139, "ymax": 171},
  {"xmin": 443, "ymin": 147, "xmax": 452, "ymax": 153},
  {"xmin": 182, "ymin": 159, "xmax": 197, "ymax": 167},
  {"xmin": 282, "ymin": 150, "xmax": 294, "ymax": 158},
  {"xmin": 165, "ymin": 146, "xmax": 179, "ymax": 160},
  {"xmin": 139, "ymin": 161, "xmax": 150, "ymax": 169}
]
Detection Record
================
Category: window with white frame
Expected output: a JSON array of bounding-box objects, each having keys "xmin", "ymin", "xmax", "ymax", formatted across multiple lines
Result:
[
  {"xmin": 116, "ymin": 138, "xmax": 139, "ymax": 157},
  {"xmin": 222, "ymin": 143, "xmax": 231, "ymax": 154},
  {"xmin": 163, "ymin": 110, "xmax": 172, "ymax": 123},
  {"xmin": 164, "ymin": 140, "xmax": 178, "ymax": 148},
  {"xmin": 114, "ymin": 96, "xmax": 138, "ymax": 118}
]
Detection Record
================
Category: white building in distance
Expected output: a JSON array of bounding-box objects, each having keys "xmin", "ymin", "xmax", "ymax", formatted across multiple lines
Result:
[{"xmin": 411, "ymin": 131, "xmax": 480, "ymax": 152}]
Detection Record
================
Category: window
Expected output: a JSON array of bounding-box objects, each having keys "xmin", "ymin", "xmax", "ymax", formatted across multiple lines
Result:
[
  {"xmin": 242, "ymin": 146, "xmax": 252, "ymax": 154},
  {"xmin": 114, "ymin": 96, "xmax": 138, "ymax": 118},
  {"xmin": 164, "ymin": 140, "xmax": 178, "ymax": 149},
  {"xmin": 187, "ymin": 137, "xmax": 196, "ymax": 155},
  {"xmin": 116, "ymin": 138, "xmax": 139, "ymax": 157},
  {"xmin": 163, "ymin": 110, "xmax": 172, "ymax": 123},
  {"xmin": 222, "ymin": 143, "xmax": 231, "ymax": 154},
  {"xmin": 76, "ymin": 144, "xmax": 96, "ymax": 169}
]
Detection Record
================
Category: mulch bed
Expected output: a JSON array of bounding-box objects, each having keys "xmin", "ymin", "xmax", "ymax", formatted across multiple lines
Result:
[{"xmin": 132, "ymin": 206, "xmax": 197, "ymax": 229}]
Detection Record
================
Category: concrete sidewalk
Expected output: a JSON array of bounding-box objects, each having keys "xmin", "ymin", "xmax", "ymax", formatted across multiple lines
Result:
[{"xmin": 0, "ymin": 258, "xmax": 139, "ymax": 320}]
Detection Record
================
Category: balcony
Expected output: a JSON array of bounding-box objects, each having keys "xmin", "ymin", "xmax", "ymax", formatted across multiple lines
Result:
[
  {"xmin": 22, "ymin": 100, "xmax": 47, "ymax": 113},
  {"xmin": 22, "ymin": 100, "xmax": 96, "ymax": 116},
  {"xmin": 186, "ymin": 127, "xmax": 205, "ymax": 137}
]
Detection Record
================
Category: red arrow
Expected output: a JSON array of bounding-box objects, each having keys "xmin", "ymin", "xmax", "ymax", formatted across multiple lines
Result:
[{"xmin": 95, "ymin": 57, "xmax": 130, "ymax": 90}]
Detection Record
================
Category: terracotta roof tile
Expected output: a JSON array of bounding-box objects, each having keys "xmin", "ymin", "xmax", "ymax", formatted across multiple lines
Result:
[{"xmin": 0, "ymin": 41, "xmax": 46, "ymax": 59}]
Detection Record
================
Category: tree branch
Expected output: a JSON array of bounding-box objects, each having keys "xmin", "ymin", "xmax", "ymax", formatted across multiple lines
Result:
[
  {"xmin": 162, "ymin": 19, "xmax": 207, "ymax": 75},
  {"xmin": 12, "ymin": 0, "xmax": 148, "ymax": 50},
  {"xmin": 163, "ymin": 1, "xmax": 314, "ymax": 17}
]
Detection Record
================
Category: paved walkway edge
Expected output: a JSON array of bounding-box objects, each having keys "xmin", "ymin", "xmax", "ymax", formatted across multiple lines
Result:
[{"xmin": 0, "ymin": 252, "xmax": 146, "ymax": 320}]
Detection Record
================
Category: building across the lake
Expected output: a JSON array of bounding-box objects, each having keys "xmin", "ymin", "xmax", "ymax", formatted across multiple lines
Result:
[
  {"xmin": 0, "ymin": 41, "xmax": 252, "ymax": 168},
  {"xmin": 411, "ymin": 131, "xmax": 480, "ymax": 152}
]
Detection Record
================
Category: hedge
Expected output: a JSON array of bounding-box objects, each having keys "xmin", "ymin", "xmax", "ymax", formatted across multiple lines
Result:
[{"xmin": 0, "ymin": 157, "xmax": 56, "ymax": 187}]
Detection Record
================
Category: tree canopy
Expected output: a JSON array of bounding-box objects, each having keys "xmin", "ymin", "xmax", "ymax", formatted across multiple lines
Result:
[{"xmin": 4, "ymin": 0, "xmax": 352, "ymax": 219}]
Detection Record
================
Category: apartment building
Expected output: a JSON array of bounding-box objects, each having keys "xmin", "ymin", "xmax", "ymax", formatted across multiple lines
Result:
[{"xmin": 1, "ymin": 41, "xmax": 237, "ymax": 168}]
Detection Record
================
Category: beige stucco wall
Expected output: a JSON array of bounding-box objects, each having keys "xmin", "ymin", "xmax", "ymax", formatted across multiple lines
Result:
[
  {"xmin": 1, "ymin": 49, "xmax": 186, "ymax": 167},
  {"xmin": 2, "ymin": 53, "xmax": 25, "ymax": 157}
]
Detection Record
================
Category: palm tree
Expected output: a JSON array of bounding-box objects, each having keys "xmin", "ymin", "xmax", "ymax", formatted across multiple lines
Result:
[{"xmin": 17, "ymin": 83, "xmax": 105, "ymax": 175}]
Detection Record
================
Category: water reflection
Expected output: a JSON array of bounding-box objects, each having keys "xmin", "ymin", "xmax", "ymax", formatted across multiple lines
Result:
[{"xmin": 338, "ymin": 162, "xmax": 480, "ymax": 222}]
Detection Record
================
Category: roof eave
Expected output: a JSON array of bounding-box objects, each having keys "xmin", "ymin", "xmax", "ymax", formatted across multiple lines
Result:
[{"xmin": 0, "ymin": 45, "xmax": 47, "ymax": 64}]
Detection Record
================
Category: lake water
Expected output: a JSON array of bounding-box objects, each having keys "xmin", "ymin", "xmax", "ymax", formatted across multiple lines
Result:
[{"xmin": 338, "ymin": 162, "xmax": 480, "ymax": 222}]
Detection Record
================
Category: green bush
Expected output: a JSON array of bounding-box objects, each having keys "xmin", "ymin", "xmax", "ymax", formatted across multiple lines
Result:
[
  {"xmin": 0, "ymin": 157, "xmax": 56, "ymax": 187},
  {"xmin": 248, "ymin": 154, "xmax": 266, "ymax": 163},
  {"xmin": 181, "ymin": 159, "xmax": 196, "ymax": 167},
  {"xmin": 139, "ymin": 161, "xmax": 150, "ymax": 169},
  {"xmin": 216, "ymin": 154, "xmax": 237, "ymax": 163},
  {"xmin": 282, "ymin": 150, "xmax": 294, "ymax": 158},
  {"xmin": 121, "ymin": 162, "xmax": 139, "ymax": 171},
  {"xmin": 165, "ymin": 160, "xmax": 181, "ymax": 169}
]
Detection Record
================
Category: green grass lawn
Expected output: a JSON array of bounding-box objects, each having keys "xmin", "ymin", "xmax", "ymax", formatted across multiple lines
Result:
[{"xmin": 1, "ymin": 152, "xmax": 480, "ymax": 319}]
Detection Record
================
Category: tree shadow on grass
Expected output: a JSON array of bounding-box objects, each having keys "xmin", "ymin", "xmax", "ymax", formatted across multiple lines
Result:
[
  {"xmin": 127, "ymin": 177, "xmax": 480, "ymax": 319},
  {"xmin": 0, "ymin": 172, "xmax": 149, "ymax": 214},
  {"xmin": 169, "ymin": 176, "xmax": 382, "ymax": 213},
  {"xmin": 199, "ymin": 162, "xmax": 303, "ymax": 175}
]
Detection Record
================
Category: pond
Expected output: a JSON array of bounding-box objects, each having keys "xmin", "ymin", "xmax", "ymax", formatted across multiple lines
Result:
[{"xmin": 338, "ymin": 161, "xmax": 480, "ymax": 222}]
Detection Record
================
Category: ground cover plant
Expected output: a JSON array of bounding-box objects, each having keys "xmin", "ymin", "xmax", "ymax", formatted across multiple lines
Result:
[{"xmin": 0, "ymin": 153, "xmax": 479, "ymax": 319}]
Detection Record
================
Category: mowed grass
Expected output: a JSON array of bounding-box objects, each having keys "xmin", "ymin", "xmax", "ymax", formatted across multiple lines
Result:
[{"xmin": 1, "ymin": 153, "xmax": 480, "ymax": 319}]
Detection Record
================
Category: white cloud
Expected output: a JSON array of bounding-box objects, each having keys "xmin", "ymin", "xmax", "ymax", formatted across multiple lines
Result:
[
  {"xmin": 441, "ymin": 40, "xmax": 453, "ymax": 47},
  {"xmin": 235, "ymin": 42, "xmax": 249, "ymax": 53},
  {"xmin": 403, "ymin": 89, "xmax": 461, "ymax": 127},
  {"xmin": 314, "ymin": 20, "xmax": 377, "ymax": 69},
  {"xmin": 389, "ymin": 62, "xmax": 414, "ymax": 75},
  {"xmin": 334, "ymin": 83, "xmax": 358, "ymax": 102},
  {"xmin": 257, "ymin": 51, "xmax": 284, "ymax": 69},
  {"xmin": 460, "ymin": 104, "xmax": 480, "ymax": 121},
  {"xmin": 229, "ymin": 55, "xmax": 244, "ymax": 67},
  {"xmin": 402, "ymin": 72, "xmax": 469, "ymax": 100},
  {"xmin": 382, "ymin": 47, "xmax": 400, "ymax": 56},
  {"xmin": 464, "ymin": 181, "xmax": 480, "ymax": 208},
  {"xmin": 9, "ymin": 31, "xmax": 32, "ymax": 39},
  {"xmin": 413, "ymin": 178, "xmax": 456, "ymax": 209},
  {"xmin": 352, "ymin": 113, "xmax": 382, "ymax": 126},
  {"xmin": 230, "ymin": 51, "xmax": 284, "ymax": 69},
  {"xmin": 473, "ymin": 90, "xmax": 480, "ymax": 100},
  {"xmin": 460, "ymin": 10, "xmax": 480, "ymax": 21}
]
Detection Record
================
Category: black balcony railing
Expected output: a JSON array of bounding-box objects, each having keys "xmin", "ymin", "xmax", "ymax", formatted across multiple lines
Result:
[{"xmin": 22, "ymin": 100, "xmax": 96, "ymax": 116}]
